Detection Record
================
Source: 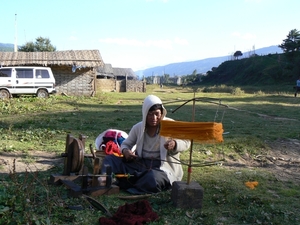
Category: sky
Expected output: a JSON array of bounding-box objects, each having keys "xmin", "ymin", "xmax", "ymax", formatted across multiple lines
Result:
[{"xmin": 1, "ymin": 0, "xmax": 299, "ymax": 71}]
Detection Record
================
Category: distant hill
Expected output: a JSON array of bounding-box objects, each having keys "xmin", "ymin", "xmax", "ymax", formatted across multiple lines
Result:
[
  {"xmin": 0, "ymin": 43, "xmax": 14, "ymax": 52},
  {"xmin": 1, "ymin": 43, "xmax": 283, "ymax": 78},
  {"xmin": 201, "ymin": 51, "xmax": 300, "ymax": 86},
  {"xmin": 135, "ymin": 45, "xmax": 283, "ymax": 77}
]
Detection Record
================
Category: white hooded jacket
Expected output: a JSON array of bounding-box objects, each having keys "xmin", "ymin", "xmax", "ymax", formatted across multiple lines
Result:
[{"xmin": 121, "ymin": 95, "xmax": 191, "ymax": 184}]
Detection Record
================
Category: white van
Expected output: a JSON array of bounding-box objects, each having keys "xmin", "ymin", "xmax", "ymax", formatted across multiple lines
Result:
[{"xmin": 0, "ymin": 66, "xmax": 56, "ymax": 99}]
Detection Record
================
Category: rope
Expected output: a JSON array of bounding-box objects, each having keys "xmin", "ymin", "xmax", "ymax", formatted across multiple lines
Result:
[
  {"xmin": 144, "ymin": 155, "xmax": 225, "ymax": 167},
  {"xmin": 113, "ymin": 173, "xmax": 133, "ymax": 179},
  {"xmin": 77, "ymin": 173, "xmax": 133, "ymax": 178}
]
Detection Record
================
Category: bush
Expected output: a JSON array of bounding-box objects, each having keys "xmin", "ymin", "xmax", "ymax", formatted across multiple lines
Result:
[{"xmin": 231, "ymin": 87, "xmax": 244, "ymax": 95}]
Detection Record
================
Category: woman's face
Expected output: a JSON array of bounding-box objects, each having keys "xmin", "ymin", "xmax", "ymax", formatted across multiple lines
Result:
[{"xmin": 146, "ymin": 109, "xmax": 162, "ymax": 127}]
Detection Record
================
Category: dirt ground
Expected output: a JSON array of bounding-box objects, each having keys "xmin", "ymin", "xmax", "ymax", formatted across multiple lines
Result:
[
  {"xmin": 224, "ymin": 139, "xmax": 300, "ymax": 183},
  {"xmin": 0, "ymin": 151, "xmax": 64, "ymax": 174},
  {"xmin": 0, "ymin": 139, "xmax": 300, "ymax": 183}
]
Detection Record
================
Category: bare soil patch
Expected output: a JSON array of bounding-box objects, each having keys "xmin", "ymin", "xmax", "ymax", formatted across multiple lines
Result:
[
  {"xmin": 1, "ymin": 139, "xmax": 299, "ymax": 183},
  {"xmin": 0, "ymin": 151, "xmax": 63, "ymax": 174},
  {"xmin": 224, "ymin": 139, "xmax": 300, "ymax": 183}
]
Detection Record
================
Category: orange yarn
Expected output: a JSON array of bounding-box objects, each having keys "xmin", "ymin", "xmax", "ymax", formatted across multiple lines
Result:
[
  {"xmin": 245, "ymin": 181, "xmax": 259, "ymax": 189},
  {"xmin": 160, "ymin": 120, "xmax": 224, "ymax": 143}
]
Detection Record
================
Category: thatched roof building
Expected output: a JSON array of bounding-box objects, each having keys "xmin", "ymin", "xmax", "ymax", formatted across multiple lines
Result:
[
  {"xmin": 113, "ymin": 67, "xmax": 137, "ymax": 80},
  {"xmin": 0, "ymin": 50, "xmax": 104, "ymax": 96},
  {"xmin": 96, "ymin": 63, "xmax": 114, "ymax": 78},
  {"xmin": 0, "ymin": 50, "xmax": 104, "ymax": 67},
  {"xmin": 96, "ymin": 64, "xmax": 137, "ymax": 80},
  {"xmin": 0, "ymin": 50, "xmax": 144, "ymax": 95}
]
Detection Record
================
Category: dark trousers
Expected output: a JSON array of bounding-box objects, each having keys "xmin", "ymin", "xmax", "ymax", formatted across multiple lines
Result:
[
  {"xmin": 101, "ymin": 155, "xmax": 171, "ymax": 194},
  {"xmin": 295, "ymin": 86, "xmax": 300, "ymax": 97}
]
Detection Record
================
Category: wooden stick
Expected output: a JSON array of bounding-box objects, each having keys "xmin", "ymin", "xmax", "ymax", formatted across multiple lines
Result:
[
  {"xmin": 187, "ymin": 93, "xmax": 196, "ymax": 185},
  {"xmin": 92, "ymin": 158, "xmax": 101, "ymax": 187}
]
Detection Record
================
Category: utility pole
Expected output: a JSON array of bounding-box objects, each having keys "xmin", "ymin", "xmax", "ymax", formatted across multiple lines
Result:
[{"xmin": 14, "ymin": 14, "xmax": 18, "ymax": 52}]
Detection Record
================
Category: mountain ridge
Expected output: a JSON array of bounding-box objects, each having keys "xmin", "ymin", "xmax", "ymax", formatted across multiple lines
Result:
[
  {"xmin": 135, "ymin": 45, "xmax": 283, "ymax": 77},
  {"xmin": 0, "ymin": 43, "xmax": 15, "ymax": 52},
  {"xmin": 0, "ymin": 43, "xmax": 283, "ymax": 76}
]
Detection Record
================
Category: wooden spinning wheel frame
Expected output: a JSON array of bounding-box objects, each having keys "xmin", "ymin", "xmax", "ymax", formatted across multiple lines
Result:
[{"xmin": 163, "ymin": 95, "xmax": 229, "ymax": 184}]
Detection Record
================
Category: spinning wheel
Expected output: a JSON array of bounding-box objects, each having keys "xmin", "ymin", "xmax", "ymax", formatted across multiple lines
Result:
[
  {"xmin": 162, "ymin": 96, "xmax": 228, "ymax": 184},
  {"xmin": 49, "ymin": 134, "xmax": 120, "ymax": 197},
  {"xmin": 62, "ymin": 134, "xmax": 85, "ymax": 175}
]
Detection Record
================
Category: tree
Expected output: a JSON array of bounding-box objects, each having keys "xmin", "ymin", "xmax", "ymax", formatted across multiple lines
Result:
[
  {"xmin": 233, "ymin": 50, "xmax": 243, "ymax": 60},
  {"xmin": 19, "ymin": 36, "xmax": 56, "ymax": 52},
  {"xmin": 192, "ymin": 69, "xmax": 197, "ymax": 76},
  {"xmin": 278, "ymin": 29, "xmax": 300, "ymax": 53},
  {"xmin": 163, "ymin": 73, "xmax": 170, "ymax": 84},
  {"xmin": 19, "ymin": 41, "xmax": 35, "ymax": 52},
  {"xmin": 182, "ymin": 70, "xmax": 203, "ymax": 85}
]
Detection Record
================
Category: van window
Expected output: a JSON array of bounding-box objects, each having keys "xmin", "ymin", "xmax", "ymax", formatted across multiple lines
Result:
[
  {"xmin": 16, "ymin": 68, "xmax": 33, "ymax": 79},
  {"xmin": 36, "ymin": 69, "xmax": 50, "ymax": 79},
  {"xmin": 0, "ymin": 69, "xmax": 12, "ymax": 77}
]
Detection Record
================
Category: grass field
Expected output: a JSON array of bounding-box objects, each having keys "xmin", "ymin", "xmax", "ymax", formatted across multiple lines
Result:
[{"xmin": 0, "ymin": 84, "xmax": 300, "ymax": 225}]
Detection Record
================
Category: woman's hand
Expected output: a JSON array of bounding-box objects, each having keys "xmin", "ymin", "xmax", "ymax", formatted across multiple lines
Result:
[
  {"xmin": 164, "ymin": 138, "xmax": 176, "ymax": 151},
  {"xmin": 123, "ymin": 149, "xmax": 138, "ymax": 161}
]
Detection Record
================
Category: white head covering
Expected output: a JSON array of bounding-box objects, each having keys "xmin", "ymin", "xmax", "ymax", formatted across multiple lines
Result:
[{"xmin": 141, "ymin": 95, "xmax": 167, "ymax": 131}]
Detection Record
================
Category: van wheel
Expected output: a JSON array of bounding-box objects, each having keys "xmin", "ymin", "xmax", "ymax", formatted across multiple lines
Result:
[
  {"xmin": 37, "ymin": 89, "xmax": 49, "ymax": 98},
  {"xmin": 0, "ymin": 89, "xmax": 11, "ymax": 99}
]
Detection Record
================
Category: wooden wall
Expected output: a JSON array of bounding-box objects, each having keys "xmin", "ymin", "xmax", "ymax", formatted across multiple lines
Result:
[
  {"xmin": 51, "ymin": 65, "xmax": 96, "ymax": 96},
  {"xmin": 95, "ymin": 79, "xmax": 146, "ymax": 93},
  {"xmin": 50, "ymin": 65, "xmax": 146, "ymax": 96}
]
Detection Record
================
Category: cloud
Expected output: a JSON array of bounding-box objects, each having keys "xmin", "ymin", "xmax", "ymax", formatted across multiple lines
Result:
[
  {"xmin": 232, "ymin": 31, "xmax": 241, "ymax": 37},
  {"xmin": 145, "ymin": 39, "xmax": 173, "ymax": 49},
  {"xmin": 98, "ymin": 38, "xmax": 143, "ymax": 46},
  {"xmin": 174, "ymin": 37, "xmax": 189, "ymax": 45},
  {"xmin": 231, "ymin": 32, "xmax": 256, "ymax": 40},
  {"xmin": 146, "ymin": 0, "xmax": 169, "ymax": 2},
  {"xmin": 243, "ymin": 33, "xmax": 256, "ymax": 40},
  {"xmin": 69, "ymin": 36, "xmax": 78, "ymax": 41},
  {"xmin": 245, "ymin": 0, "xmax": 262, "ymax": 3},
  {"xmin": 98, "ymin": 37, "xmax": 188, "ymax": 49}
]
